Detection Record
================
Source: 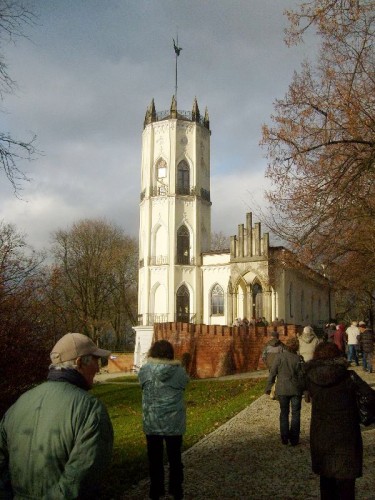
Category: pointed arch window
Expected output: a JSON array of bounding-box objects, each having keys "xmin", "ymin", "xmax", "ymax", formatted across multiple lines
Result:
[
  {"xmin": 176, "ymin": 285, "xmax": 190, "ymax": 322},
  {"xmin": 301, "ymin": 290, "xmax": 305, "ymax": 321},
  {"xmin": 252, "ymin": 282, "xmax": 263, "ymax": 319},
  {"xmin": 177, "ymin": 160, "xmax": 190, "ymax": 195},
  {"xmin": 177, "ymin": 225, "xmax": 190, "ymax": 264},
  {"xmin": 211, "ymin": 284, "xmax": 224, "ymax": 315},
  {"xmin": 157, "ymin": 158, "xmax": 167, "ymax": 179},
  {"xmin": 318, "ymin": 297, "xmax": 322, "ymax": 321},
  {"xmin": 289, "ymin": 283, "xmax": 294, "ymax": 318}
]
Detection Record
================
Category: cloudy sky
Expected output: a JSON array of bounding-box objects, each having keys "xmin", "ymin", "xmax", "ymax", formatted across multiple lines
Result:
[{"xmin": 0, "ymin": 0, "xmax": 318, "ymax": 252}]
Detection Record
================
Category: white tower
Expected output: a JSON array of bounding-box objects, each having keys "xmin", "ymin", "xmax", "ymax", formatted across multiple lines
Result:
[{"xmin": 133, "ymin": 96, "xmax": 211, "ymax": 366}]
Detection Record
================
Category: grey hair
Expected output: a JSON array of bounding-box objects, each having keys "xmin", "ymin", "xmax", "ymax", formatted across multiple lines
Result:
[{"xmin": 50, "ymin": 354, "xmax": 94, "ymax": 370}]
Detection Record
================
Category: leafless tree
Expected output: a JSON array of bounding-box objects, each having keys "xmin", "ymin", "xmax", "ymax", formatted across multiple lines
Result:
[
  {"xmin": 0, "ymin": 1, "xmax": 38, "ymax": 194},
  {"xmin": 50, "ymin": 218, "xmax": 138, "ymax": 348}
]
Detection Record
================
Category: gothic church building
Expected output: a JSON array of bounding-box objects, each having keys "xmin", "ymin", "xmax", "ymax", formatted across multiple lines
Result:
[{"xmin": 133, "ymin": 97, "xmax": 331, "ymax": 366}]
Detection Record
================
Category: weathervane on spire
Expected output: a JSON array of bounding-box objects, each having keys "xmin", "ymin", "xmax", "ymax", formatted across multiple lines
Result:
[{"xmin": 173, "ymin": 34, "xmax": 182, "ymax": 104}]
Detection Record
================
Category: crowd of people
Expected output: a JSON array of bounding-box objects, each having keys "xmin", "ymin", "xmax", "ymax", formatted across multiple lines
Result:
[
  {"xmin": 0, "ymin": 322, "xmax": 374, "ymax": 499},
  {"xmin": 264, "ymin": 321, "xmax": 375, "ymax": 500},
  {"xmin": 233, "ymin": 316, "xmax": 285, "ymax": 328}
]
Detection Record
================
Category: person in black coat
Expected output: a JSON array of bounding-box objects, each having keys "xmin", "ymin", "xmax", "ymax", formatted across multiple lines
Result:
[
  {"xmin": 265, "ymin": 336, "xmax": 304, "ymax": 445},
  {"xmin": 305, "ymin": 342, "xmax": 374, "ymax": 500},
  {"xmin": 358, "ymin": 321, "xmax": 374, "ymax": 373}
]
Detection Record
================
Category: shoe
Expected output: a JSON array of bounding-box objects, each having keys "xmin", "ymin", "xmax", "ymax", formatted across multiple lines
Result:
[
  {"xmin": 290, "ymin": 441, "xmax": 300, "ymax": 446},
  {"xmin": 281, "ymin": 437, "xmax": 288, "ymax": 445}
]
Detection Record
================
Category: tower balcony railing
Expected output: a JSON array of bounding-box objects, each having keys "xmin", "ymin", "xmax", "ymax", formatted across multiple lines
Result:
[
  {"xmin": 156, "ymin": 110, "xmax": 205, "ymax": 126},
  {"xmin": 200, "ymin": 188, "xmax": 210, "ymax": 202},
  {"xmin": 149, "ymin": 255, "xmax": 169, "ymax": 266},
  {"xmin": 175, "ymin": 256, "xmax": 195, "ymax": 265},
  {"xmin": 142, "ymin": 186, "xmax": 211, "ymax": 201},
  {"xmin": 176, "ymin": 186, "xmax": 196, "ymax": 196},
  {"xmin": 151, "ymin": 186, "xmax": 168, "ymax": 197}
]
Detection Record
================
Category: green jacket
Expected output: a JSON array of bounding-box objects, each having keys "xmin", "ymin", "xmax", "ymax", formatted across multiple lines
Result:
[{"xmin": 0, "ymin": 378, "xmax": 113, "ymax": 499}]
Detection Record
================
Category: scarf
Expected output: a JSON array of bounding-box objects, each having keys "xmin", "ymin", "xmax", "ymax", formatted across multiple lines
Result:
[{"xmin": 47, "ymin": 367, "xmax": 90, "ymax": 391}]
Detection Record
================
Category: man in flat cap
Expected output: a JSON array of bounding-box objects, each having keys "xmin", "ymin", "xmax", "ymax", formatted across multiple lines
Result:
[{"xmin": 0, "ymin": 333, "xmax": 113, "ymax": 499}]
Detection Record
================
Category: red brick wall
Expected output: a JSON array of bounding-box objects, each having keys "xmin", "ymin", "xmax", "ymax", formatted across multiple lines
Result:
[{"xmin": 153, "ymin": 322, "xmax": 301, "ymax": 378}]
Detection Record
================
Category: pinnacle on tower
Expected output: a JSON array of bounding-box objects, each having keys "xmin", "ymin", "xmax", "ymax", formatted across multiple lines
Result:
[
  {"xmin": 170, "ymin": 95, "xmax": 177, "ymax": 118},
  {"xmin": 143, "ymin": 98, "xmax": 156, "ymax": 128},
  {"xmin": 192, "ymin": 97, "xmax": 200, "ymax": 122},
  {"xmin": 204, "ymin": 107, "xmax": 210, "ymax": 129}
]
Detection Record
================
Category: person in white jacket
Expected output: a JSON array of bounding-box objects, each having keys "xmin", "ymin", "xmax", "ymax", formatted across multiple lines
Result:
[
  {"xmin": 346, "ymin": 321, "xmax": 360, "ymax": 366},
  {"xmin": 298, "ymin": 326, "xmax": 320, "ymax": 362}
]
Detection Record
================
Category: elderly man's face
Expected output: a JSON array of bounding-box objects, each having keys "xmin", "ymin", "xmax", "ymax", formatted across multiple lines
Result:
[{"xmin": 77, "ymin": 356, "xmax": 100, "ymax": 388}]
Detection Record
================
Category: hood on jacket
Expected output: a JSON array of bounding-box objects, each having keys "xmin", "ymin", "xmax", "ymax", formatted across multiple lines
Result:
[
  {"xmin": 267, "ymin": 338, "xmax": 282, "ymax": 348},
  {"xmin": 143, "ymin": 357, "xmax": 182, "ymax": 382},
  {"xmin": 305, "ymin": 357, "xmax": 349, "ymax": 387},
  {"xmin": 300, "ymin": 327, "xmax": 317, "ymax": 344}
]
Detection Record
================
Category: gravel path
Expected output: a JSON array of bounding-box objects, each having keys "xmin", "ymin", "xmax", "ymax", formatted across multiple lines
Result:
[{"xmin": 123, "ymin": 367, "xmax": 375, "ymax": 500}]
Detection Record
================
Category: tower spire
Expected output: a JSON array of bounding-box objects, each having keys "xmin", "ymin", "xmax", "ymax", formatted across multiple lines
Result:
[{"xmin": 173, "ymin": 34, "xmax": 182, "ymax": 105}]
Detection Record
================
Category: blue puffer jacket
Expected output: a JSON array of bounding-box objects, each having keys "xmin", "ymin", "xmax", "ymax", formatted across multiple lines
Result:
[{"xmin": 138, "ymin": 358, "xmax": 189, "ymax": 435}]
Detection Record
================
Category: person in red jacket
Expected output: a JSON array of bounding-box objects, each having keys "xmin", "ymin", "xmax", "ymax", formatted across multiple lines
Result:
[{"xmin": 333, "ymin": 323, "xmax": 346, "ymax": 355}]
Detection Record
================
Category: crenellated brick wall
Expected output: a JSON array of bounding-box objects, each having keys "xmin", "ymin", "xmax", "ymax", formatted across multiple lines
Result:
[{"xmin": 153, "ymin": 322, "xmax": 301, "ymax": 378}]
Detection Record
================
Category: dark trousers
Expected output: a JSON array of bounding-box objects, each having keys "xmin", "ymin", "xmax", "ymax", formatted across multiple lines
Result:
[
  {"xmin": 146, "ymin": 434, "xmax": 183, "ymax": 500},
  {"xmin": 278, "ymin": 395, "xmax": 302, "ymax": 444},
  {"xmin": 320, "ymin": 476, "xmax": 356, "ymax": 500}
]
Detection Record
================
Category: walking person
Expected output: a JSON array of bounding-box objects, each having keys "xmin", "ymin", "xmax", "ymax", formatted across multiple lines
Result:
[
  {"xmin": 265, "ymin": 337, "xmax": 304, "ymax": 446},
  {"xmin": 346, "ymin": 321, "xmax": 360, "ymax": 366},
  {"xmin": 358, "ymin": 321, "xmax": 374, "ymax": 373},
  {"xmin": 333, "ymin": 323, "xmax": 346, "ymax": 355},
  {"xmin": 298, "ymin": 325, "xmax": 320, "ymax": 362},
  {"xmin": 304, "ymin": 342, "xmax": 375, "ymax": 499},
  {"xmin": 261, "ymin": 331, "xmax": 285, "ymax": 399},
  {"xmin": 0, "ymin": 333, "xmax": 114, "ymax": 499},
  {"xmin": 138, "ymin": 340, "xmax": 189, "ymax": 500}
]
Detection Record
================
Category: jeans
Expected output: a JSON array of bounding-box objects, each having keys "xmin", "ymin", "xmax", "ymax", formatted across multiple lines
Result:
[
  {"xmin": 347, "ymin": 344, "xmax": 359, "ymax": 365},
  {"xmin": 362, "ymin": 351, "xmax": 373, "ymax": 372},
  {"xmin": 278, "ymin": 395, "xmax": 302, "ymax": 444},
  {"xmin": 146, "ymin": 434, "xmax": 184, "ymax": 500},
  {"xmin": 320, "ymin": 475, "xmax": 355, "ymax": 500}
]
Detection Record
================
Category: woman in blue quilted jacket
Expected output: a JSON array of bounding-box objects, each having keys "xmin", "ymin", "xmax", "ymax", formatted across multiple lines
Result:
[{"xmin": 138, "ymin": 340, "xmax": 189, "ymax": 500}]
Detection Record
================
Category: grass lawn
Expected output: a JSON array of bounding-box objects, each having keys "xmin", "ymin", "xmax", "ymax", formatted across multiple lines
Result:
[{"xmin": 93, "ymin": 376, "xmax": 267, "ymax": 499}]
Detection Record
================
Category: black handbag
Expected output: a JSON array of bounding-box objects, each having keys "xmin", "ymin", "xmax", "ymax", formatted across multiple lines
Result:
[{"xmin": 350, "ymin": 371, "xmax": 375, "ymax": 426}]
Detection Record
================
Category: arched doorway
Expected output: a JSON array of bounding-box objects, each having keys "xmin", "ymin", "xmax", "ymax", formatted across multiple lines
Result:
[{"xmin": 176, "ymin": 284, "xmax": 190, "ymax": 322}]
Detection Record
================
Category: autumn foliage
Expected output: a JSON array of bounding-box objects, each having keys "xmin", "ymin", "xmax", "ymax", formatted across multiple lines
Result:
[{"xmin": 261, "ymin": 0, "xmax": 375, "ymax": 321}]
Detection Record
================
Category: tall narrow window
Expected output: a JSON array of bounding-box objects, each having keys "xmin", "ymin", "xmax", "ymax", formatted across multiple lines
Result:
[
  {"xmin": 301, "ymin": 290, "xmax": 305, "ymax": 321},
  {"xmin": 177, "ymin": 225, "xmax": 190, "ymax": 264},
  {"xmin": 289, "ymin": 283, "xmax": 294, "ymax": 318},
  {"xmin": 176, "ymin": 285, "xmax": 190, "ymax": 323},
  {"xmin": 318, "ymin": 297, "xmax": 322, "ymax": 321},
  {"xmin": 252, "ymin": 282, "xmax": 263, "ymax": 319},
  {"xmin": 157, "ymin": 159, "xmax": 167, "ymax": 179},
  {"xmin": 177, "ymin": 160, "xmax": 190, "ymax": 195},
  {"xmin": 211, "ymin": 284, "xmax": 224, "ymax": 315}
]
